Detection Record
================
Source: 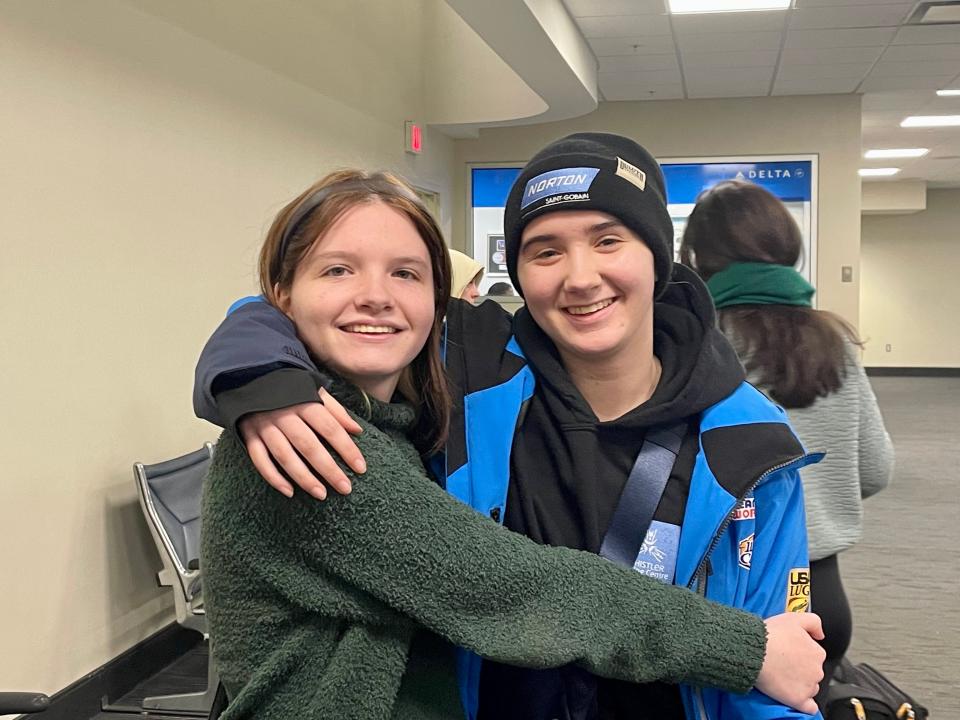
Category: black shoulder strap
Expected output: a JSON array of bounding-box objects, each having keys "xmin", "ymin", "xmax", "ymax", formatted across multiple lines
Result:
[{"xmin": 599, "ymin": 423, "xmax": 686, "ymax": 569}]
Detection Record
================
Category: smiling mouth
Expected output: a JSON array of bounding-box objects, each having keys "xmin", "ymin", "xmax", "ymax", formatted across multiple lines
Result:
[
  {"xmin": 341, "ymin": 324, "xmax": 399, "ymax": 334},
  {"xmin": 565, "ymin": 299, "xmax": 615, "ymax": 316}
]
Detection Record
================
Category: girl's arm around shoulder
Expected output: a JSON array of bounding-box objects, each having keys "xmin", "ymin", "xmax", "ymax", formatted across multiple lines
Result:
[{"xmin": 194, "ymin": 299, "xmax": 323, "ymax": 427}]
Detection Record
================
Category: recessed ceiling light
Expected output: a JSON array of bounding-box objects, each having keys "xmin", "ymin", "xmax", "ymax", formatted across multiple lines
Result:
[
  {"xmin": 901, "ymin": 115, "xmax": 960, "ymax": 127},
  {"xmin": 936, "ymin": 89, "xmax": 960, "ymax": 97},
  {"xmin": 859, "ymin": 168, "xmax": 901, "ymax": 177},
  {"xmin": 668, "ymin": 0, "xmax": 791, "ymax": 13},
  {"xmin": 864, "ymin": 148, "xmax": 929, "ymax": 159}
]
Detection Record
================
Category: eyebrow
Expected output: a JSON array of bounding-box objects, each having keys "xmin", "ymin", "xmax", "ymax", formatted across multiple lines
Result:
[
  {"xmin": 306, "ymin": 250, "xmax": 429, "ymax": 268},
  {"xmin": 521, "ymin": 220, "xmax": 627, "ymax": 251},
  {"xmin": 392, "ymin": 256, "xmax": 430, "ymax": 268}
]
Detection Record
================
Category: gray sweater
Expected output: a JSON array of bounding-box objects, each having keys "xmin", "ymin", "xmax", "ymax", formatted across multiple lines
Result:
[{"xmin": 739, "ymin": 340, "xmax": 894, "ymax": 561}]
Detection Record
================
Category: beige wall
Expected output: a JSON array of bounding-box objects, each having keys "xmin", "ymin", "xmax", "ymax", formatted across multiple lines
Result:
[
  {"xmin": 452, "ymin": 94, "xmax": 863, "ymax": 326},
  {"xmin": 0, "ymin": 0, "xmax": 454, "ymax": 696},
  {"xmin": 861, "ymin": 189, "xmax": 960, "ymax": 368}
]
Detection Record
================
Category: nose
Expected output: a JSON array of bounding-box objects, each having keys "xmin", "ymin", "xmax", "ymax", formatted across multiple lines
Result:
[
  {"xmin": 562, "ymin": 247, "xmax": 601, "ymax": 294},
  {"xmin": 354, "ymin": 271, "xmax": 394, "ymax": 312}
]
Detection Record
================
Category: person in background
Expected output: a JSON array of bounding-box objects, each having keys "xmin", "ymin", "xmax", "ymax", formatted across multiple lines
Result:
[
  {"xmin": 486, "ymin": 281, "xmax": 515, "ymax": 296},
  {"xmin": 449, "ymin": 248, "xmax": 484, "ymax": 303},
  {"xmin": 194, "ymin": 134, "xmax": 829, "ymax": 720},
  {"xmin": 679, "ymin": 179, "xmax": 895, "ymax": 711}
]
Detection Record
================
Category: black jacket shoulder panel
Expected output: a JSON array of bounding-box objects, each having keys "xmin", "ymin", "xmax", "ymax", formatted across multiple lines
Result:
[
  {"xmin": 446, "ymin": 299, "xmax": 525, "ymax": 395},
  {"xmin": 700, "ymin": 421, "xmax": 805, "ymax": 498}
]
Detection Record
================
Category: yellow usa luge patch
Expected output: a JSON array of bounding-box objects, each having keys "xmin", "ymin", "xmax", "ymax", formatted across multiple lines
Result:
[{"xmin": 786, "ymin": 567, "xmax": 810, "ymax": 613}]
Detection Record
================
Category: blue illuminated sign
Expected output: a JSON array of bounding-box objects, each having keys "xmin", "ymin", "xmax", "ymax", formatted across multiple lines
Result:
[
  {"xmin": 471, "ymin": 160, "xmax": 812, "ymax": 209},
  {"xmin": 662, "ymin": 161, "xmax": 813, "ymax": 203}
]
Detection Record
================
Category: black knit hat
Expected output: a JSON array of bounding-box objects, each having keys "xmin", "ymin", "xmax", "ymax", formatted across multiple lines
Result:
[{"xmin": 503, "ymin": 132, "xmax": 674, "ymax": 298}]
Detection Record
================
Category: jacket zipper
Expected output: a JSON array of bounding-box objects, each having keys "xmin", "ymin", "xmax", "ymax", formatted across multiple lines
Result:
[{"xmin": 685, "ymin": 454, "xmax": 806, "ymax": 591}]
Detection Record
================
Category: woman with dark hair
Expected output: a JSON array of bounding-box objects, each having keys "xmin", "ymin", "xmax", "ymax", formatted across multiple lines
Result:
[
  {"xmin": 201, "ymin": 170, "xmax": 824, "ymax": 720},
  {"xmin": 679, "ymin": 179, "xmax": 895, "ymax": 709}
]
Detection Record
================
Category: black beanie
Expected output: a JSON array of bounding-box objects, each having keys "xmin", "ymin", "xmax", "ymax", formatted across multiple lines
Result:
[{"xmin": 503, "ymin": 132, "xmax": 674, "ymax": 299}]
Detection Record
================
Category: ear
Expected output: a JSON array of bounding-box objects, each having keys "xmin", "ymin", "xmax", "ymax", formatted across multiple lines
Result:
[{"xmin": 275, "ymin": 283, "xmax": 294, "ymax": 320}]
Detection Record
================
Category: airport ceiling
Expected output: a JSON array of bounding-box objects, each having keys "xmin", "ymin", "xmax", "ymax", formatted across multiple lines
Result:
[
  {"xmin": 122, "ymin": 0, "xmax": 960, "ymax": 187},
  {"xmin": 563, "ymin": 0, "xmax": 960, "ymax": 186}
]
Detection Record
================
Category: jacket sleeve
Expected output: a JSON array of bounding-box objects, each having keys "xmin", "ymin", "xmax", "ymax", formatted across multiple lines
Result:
[
  {"xmin": 713, "ymin": 467, "xmax": 821, "ymax": 720},
  {"xmin": 211, "ymin": 426, "xmax": 768, "ymax": 695},
  {"xmin": 193, "ymin": 298, "xmax": 324, "ymax": 427},
  {"xmin": 854, "ymin": 362, "xmax": 894, "ymax": 500}
]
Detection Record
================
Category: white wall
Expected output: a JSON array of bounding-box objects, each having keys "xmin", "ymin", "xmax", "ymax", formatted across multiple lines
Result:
[
  {"xmin": 452, "ymin": 94, "xmax": 864, "ymax": 326},
  {"xmin": 861, "ymin": 189, "xmax": 960, "ymax": 368},
  {"xmin": 0, "ymin": 0, "xmax": 454, "ymax": 696}
]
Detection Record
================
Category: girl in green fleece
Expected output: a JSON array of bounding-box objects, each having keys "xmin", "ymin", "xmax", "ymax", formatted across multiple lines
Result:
[{"xmin": 200, "ymin": 170, "xmax": 823, "ymax": 720}]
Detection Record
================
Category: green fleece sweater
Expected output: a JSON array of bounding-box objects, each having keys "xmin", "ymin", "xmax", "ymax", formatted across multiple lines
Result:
[{"xmin": 201, "ymin": 380, "xmax": 767, "ymax": 720}]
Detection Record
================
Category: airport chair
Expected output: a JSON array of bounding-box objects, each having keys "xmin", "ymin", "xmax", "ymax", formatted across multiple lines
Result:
[
  {"xmin": 135, "ymin": 443, "xmax": 218, "ymax": 716},
  {"xmin": 0, "ymin": 692, "xmax": 50, "ymax": 714}
]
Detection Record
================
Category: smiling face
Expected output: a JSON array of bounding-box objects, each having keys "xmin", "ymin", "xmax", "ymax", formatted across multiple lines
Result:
[
  {"xmin": 517, "ymin": 209, "xmax": 656, "ymax": 367},
  {"xmin": 277, "ymin": 200, "xmax": 435, "ymax": 402}
]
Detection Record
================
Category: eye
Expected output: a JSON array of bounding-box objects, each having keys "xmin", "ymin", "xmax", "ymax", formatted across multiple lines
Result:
[
  {"xmin": 597, "ymin": 236, "xmax": 622, "ymax": 248},
  {"xmin": 322, "ymin": 265, "xmax": 350, "ymax": 277},
  {"xmin": 393, "ymin": 268, "xmax": 420, "ymax": 281},
  {"xmin": 534, "ymin": 248, "xmax": 560, "ymax": 260}
]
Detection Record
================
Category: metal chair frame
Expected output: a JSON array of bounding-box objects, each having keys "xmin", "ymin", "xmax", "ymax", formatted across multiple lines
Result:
[{"xmin": 134, "ymin": 442, "xmax": 218, "ymax": 715}]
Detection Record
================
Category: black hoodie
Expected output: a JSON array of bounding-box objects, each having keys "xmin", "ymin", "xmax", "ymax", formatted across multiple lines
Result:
[{"xmin": 478, "ymin": 265, "xmax": 746, "ymax": 720}]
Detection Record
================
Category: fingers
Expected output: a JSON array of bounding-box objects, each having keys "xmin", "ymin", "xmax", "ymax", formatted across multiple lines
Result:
[
  {"xmin": 244, "ymin": 435, "xmax": 294, "ymax": 498},
  {"xmin": 237, "ymin": 401, "xmax": 364, "ymax": 499},
  {"xmin": 799, "ymin": 612, "xmax": 825, "ymax": 641},
  {"xmin": 304, "ymin": 397, "xmax": 366, "ymax": 477},
  {"xmin": 278, "ymin": 408, "xmax": 355, "ymax": 496},
  {"xmin": 319, "ymin": 387, "xmax": 363, "ymax": 435},
  {"xmin": 258, "ymin": 423, "xmax": 328, "ymax": 500},
  {"xmin": 798, "ymin": 697, "xmax": 819, "ymax": 715}
]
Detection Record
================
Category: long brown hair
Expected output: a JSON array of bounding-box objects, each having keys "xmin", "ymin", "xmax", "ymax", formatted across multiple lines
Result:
[
  {"xmin": 679, "ymin": 180, "xmax": 861, "ymax": 409},
  {"xmin": 259, "ymin": 169, "xmax": 452, "ymax": 455}
]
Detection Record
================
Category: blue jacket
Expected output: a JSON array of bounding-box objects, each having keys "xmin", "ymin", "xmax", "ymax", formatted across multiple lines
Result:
[{"xmin": 194, "ymin": 296, "xmax": 822, "ymax": 720}]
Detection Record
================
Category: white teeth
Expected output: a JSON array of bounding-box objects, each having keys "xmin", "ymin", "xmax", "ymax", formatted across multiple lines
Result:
[
  {"xmin": 344, "ymin": 325, "xmax": 397, "ymax": 334},
  {"xmin": 566, "ymin": 299, "xmax": 613, "ymax": 316}
]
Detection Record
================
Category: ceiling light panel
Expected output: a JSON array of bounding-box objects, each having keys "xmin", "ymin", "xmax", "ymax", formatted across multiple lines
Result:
[
  {"xmin": 901, "ymin": 115, "xmax": 960, "ymax": 127},
  {"xmin": 669, "ymin": 0, "xmax": 791, "ymax": 13},
  {"xmin": 936, "ymin": 89, "xmax": 960, "ymax": 96},
  {"xmin": 864, "ymin": 148, "xmax": 929, "ymax": 158},
  {"xmin": 859, "ymin": 168, "xmax": 901, "ymax": 176}
]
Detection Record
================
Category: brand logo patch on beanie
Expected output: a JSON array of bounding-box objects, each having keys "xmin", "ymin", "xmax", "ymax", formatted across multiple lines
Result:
[
  {"xmin": 520, "ymin": 167, "xmax": 600, "ymax": 209},
  {"xmin": 615, "ymin": 157, "xmax": 646, "ymax": 191}
]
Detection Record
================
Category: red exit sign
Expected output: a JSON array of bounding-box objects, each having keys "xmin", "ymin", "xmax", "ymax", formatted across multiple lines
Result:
[{"xmin": 405, "ymin": 121, "xmax": 422, "ymax": 154}]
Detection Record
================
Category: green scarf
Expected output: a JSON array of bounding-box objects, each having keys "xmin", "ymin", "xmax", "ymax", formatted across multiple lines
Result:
[{"xmin": 706, "ymin": 261, "xmax": 814, "ymax": 309}]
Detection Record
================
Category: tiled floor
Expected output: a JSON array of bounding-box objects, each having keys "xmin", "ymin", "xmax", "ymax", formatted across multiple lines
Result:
[{"xmin": 842, "ymin": 376, "xmax": 960, "ymax": 718}]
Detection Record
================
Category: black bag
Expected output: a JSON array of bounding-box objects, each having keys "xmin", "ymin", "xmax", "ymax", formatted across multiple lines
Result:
[{"xmin": 825, "ymin": 658, "xmax": 929, "ymax": 720}]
